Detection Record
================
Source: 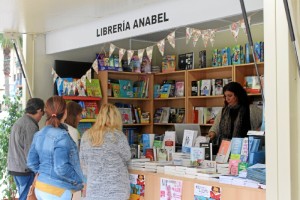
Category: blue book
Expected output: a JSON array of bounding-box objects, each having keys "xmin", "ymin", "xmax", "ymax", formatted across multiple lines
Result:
[
  {"xmin": 249, "ymin": 151, "xmax": 265, "ymax": 165},
  {"xmin": 221, "ymin": 47, "xmax": 231, "ymax": 66},
  {"xmin": 230, "ymin": 137, "xmax": 243, "ymax": 155},
  {"xmin": 119, "ymin": 80, "xmax": 133, "ymax": 98},
  {"xmin": 245, "ymin": 43, "xmax": 250, "ymax": 63},
  {"xmin": 142, "ymin": 134, "xmax": 154, "ymax": 155}
]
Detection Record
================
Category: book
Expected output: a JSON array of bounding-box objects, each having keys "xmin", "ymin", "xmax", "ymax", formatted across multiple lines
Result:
[
  {"xmin": 142, "ymin": 134, "xmax": 155, "ymax": 155},
  {"xmin": 221, "ymin": 47, "xmax": 231, "ymax": 66},
  {"xmin": 244, "ymin": 76, "xmax": 261, "ymax": 94},
  {"xmin": 153, "ymin": 108, "xmax": 163, "ymax": 123},
  {"xmin": 229, "ymin": 159, "xmax": 240, "ymax": 175},
  {"xmin": 111, "ymin": 82, "xmax": 120, "ymax": 97},
  {"xmin": 199, "ymin": 142, "xmax": 213, "ymax": 161},
  {"xmin": 118, "ymin": 107, "xmax": 133, "ymax": 124},
  {"xmin": 119, "ymin": 79, "xmax": 133, "ymax": 98},
  {"xmin": 84, "ymin": 101, "xmax": 99, "ymax": 119},
  {"xmin": 191, "ymin": 81, "xmax": 198, "ymax": 96},
  {"xmin": 178, "ymin": 53, "xmax": 187, "ymax": 70},
  {"xmin": 200, "ymin": 79, "xmax": 211, "ymax": 96},
  {"xmin": 163, "ymin": 80, "xmax": 175, "ymax": 97},
  {"xmin": 230, "ymin": 137, "xmax": 244, "ymax": 156},
  {"xmin": 140, "ymin": 112, "xmax": 150, "ymax": 124},
  {"xmin": 232, "ymin": 45, "xmax": 243, "ymax": 64},
  {"xmin": 160, "ymin": 84, "xmax": 171, "ymax": 98},
  {"xmin": 175, "ymin": 81, "xmax": 184, "ymax": 97},
  {"xmin": 185, "ymin": 52, "xmax": 194, "ymax": 69},
  {"xmin": 175, "ymin": 108, "xmax": 185, "ymax": 123},
  {"xmin": 182, "ymin": 129, "xmax": 198, "ymax": 153},
  {"xmin": 212, "ymin": 49, "xmax": 219, "ymax": 66},
  {"xmin": 212, "ymin": 79, "xmax": 223, "ymax": 96},
  {"xmin": 77, "ymin": 122, "xmax": 92, "ymax": 136},
  {"xmin": 199, "ymin": 50, "xmax": 206, "ymax": 68},
  {"xmin": 130, "ymin": 55, "xmax": 141, "ymax": 73},
  {"xmin": 190, "ymin": 147, "xmax": 205, "ymax": 166},
  {"xmin": 163, "ymin": 131, "xmax": 176, "ymax": 154},
  {"xmin": 162, "ymin": 55, "xmax": 176, "ymax": 73},
  {"xmin": 153, "ymin": 84, "xmax": 161, "ymax": 98},
  {"xmin": 86, "ymin": 79, "xmax": 102, "ymax": 97},
  {"xmin": 159, "ymin": 107, "xmax": 170, "ymax": 123},
  {"xmin": 141, "ymin": 56, "xmax": 151, "ymax": 73},
  {"xmin": 215, "ymin": 139, "xmax": 231, "ymax": 163}
]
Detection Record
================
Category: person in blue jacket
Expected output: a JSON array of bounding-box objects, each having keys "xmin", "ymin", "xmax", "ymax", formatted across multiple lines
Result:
[{"xmin": 27, "ymin": 96, "xmax": 84, "ymax": 200}]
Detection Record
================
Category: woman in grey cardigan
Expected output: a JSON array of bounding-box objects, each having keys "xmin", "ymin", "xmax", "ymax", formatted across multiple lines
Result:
[{"xmin": 79, "ymin": 103, "xmax": 131, "ymax": 200}]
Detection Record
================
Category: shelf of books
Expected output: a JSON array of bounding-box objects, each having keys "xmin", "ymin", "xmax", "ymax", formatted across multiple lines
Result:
[
  {"xmin": 62, "ymin": 96, "xmax": 101, "ymax": 101},
  {"xmin": 97, "ymin": 70, "xmax": 153, "ymax": 134}
]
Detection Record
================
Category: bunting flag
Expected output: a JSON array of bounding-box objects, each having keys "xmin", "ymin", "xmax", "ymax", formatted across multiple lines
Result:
[
  {"xmin": 138, "ymin": 49, "xmax": 145, "ymax": 64},
  {"xmin": 201, "ymin": 30, "xmax": 210, "ymax": 48},
  {"xmin": 157, "ymin": 39, "xmax": 165, "ymax": 56},
  {"xmin": 192, "ymin": 29, "xmax": 202, "ymax": 47},
  {"xmin": 167, "ymin": 31, "xmax": 176, "ymax": 48},
  {"xmin": 146, "ymin": 46, "xmax": 154, "ymax": 62},
  {"xmin": 239, "ymin": 17, "xmax": 251, "ymax": 35},
  {"xmin": 53, "ymin": 73, "xmax": 58, "ymax": 83},
  {"xmin": 109, "ymin": 43, "xmax": 116, "ymax": 57},
  {"xmin": 51, "ymin": 68, "xmax": 55, "ymax": 75},
  {"xmin": 86, "ymin": 69, "xmax": 92, "ymax": 83},
  {"xmin": 186, "ymin": 27, "xmax": 193, "ymax": 44},
  {"xmin": 119, "ymin": 48, "xmax": 126, "ymax": 63},
  {"xmin": 127, "ymin": 50, "xmax": 134, "ymax": 65},
  {"xmin": 230, "ymin": 22, "xmax": 240, "ymax": 42},
  {"xmin": 81, "ymin": 75, "xmax": 86, "ymax": 83},
  {"xmin": 92, "ymin": 59, "xmax": 98, "ymax": 74},
  {"xmin": 209, "ymin": 29, "xmax": 216, "ymax": 47}
]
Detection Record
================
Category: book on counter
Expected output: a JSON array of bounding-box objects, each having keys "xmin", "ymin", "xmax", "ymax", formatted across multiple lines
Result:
[{"xmin": 215, "ymin": 139, "xmax": 231, "ymax": 163}]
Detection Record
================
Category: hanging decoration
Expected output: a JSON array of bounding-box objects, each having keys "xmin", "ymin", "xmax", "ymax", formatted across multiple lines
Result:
[
  {"xmin": 201, "ymin": 30, "xmax": 210, "ymax": 48},
  {"xmin": 208, "ymin": 29, "xmax": 216, "ymax": 47},
  {"xmin": 157, "ymin": 39, "xmax": 165, "ymax": 56},
  {"xmin": 86, "ymin": 69, "xmax": 92, "ymax": 82},
  {"xmin": 192, "ymin": 29, "xmax": 202, "ymax": 47},
  {"xmin": 127, "ymin": 50, "xmax": 134, "ymax": 65},
  {"xmin": 239, "ymin": 17, "xmax": 251, "ymax": 35},
  {"xmin": 186, "ymin": 27, "xmax": 193, "ymax": 44},
  {"xmin": 109, "ymin": 43, "xmax": 116, "ymax": 57},
  {"xmin": 230, "ymin": 22, "xmax": 240, "ymax": 42},
  {"xmin": 167, "ymin": 31, "xmax": 176, "ymax": 48},
  {"xmin": 119, "ymin": 48, "xmax": 126, "ymax": 63},
  {"xmin": 51, "ymin": 68, "xmax": 55, "ymax": 75},
  {"xmin": 138, "ymin": 49, "xmax": 145, "ymax": 64},
  {"xmin": 146, "ymin": 46, "xmax": 154, "ymax": 62},
  {"xmin": 92, "ymin": 59, "xmax": 99, "ymax": 74}
]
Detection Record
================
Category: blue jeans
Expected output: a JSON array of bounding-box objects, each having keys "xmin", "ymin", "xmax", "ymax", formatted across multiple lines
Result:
[
  {"xmin": 13, "ymin": 174, "xmax": 35, "ymax": 200},
  {"xmin": 35, "ymin": 188, "xmax": 72, "ymax": 200}
]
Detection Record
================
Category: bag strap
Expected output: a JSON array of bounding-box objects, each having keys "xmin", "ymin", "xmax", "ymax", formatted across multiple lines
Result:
[{"xmin": 32, "ymin": 173, "xmax": 39, "ymax": 186}]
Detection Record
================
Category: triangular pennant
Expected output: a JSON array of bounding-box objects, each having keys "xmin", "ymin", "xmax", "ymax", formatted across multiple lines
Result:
[
  {"xmin": 53, "ymin": 73, "xmax": 58, "ymax": 83},
  {"xmin": 127, "ymin": 50, "xmax": 134, "ymax": 65},
  {"xmin": 119, "ymin": 48, "xmax": 126, "ymax": 63},
  {"xmin": 92, "ymin": 59, "xmax": 98, "ymax": 74},
  {"xmin": 146, "ymin": 46, "xmax": 154, "ymax": 62},
  {"xmin": 192, "ymin": 29, "xmax": 201, "ymax": 47},
  {"xmin": 138, "ymin": 49, "xmax": 145, "ymax": 64},
  {"xmin": 157, "ymin": 39, "xmax": 165, "ymax": 56},
  {"xmin": 239, "ymin": 17, "xmax": 251, "ymax": 35},
  {"xmin": 51, "ymin": 68, "xmax": 55, "ymax": 75},
  {"xmin": 86, "ymin": 69, "xmax": 92, "ymax": 83},
  {"xmin": 109, "ymin": 43, "xmax": 116, "ymax": 58},
  {"xmin": 81, "ymin": 75, "xmax": 86, "ymax": 82},
  {"xmin": 230, "ymin": 22, "xmax": 240, "ymax": 42},
  {"xmin": 167, "ymin": 31, "xmax": 176, "ymax": 48},
  {"xmin": 186, "ymin": 27, "xmax": 193, "ymax": 44},
  {"xmin": 56, "ymin": 77, "xmax": 63, "ymax": 87},
  {"xmin": 209, "ymin": 29, "xmax": 216, "ymax": 47},
  {"xmin": 202, "ymin": 30, "xmax": 210, "ymax": 48}
]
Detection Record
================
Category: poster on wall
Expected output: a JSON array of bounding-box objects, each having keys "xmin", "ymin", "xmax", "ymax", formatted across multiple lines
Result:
[
  {"xmin": 160, "ymin": 178, "xmax": 183, "ymax": 200},
  {"xmin": 194, "ymin": 183, "xmax": 222, "ymax": 200},
  {"xmin": 129, "ymin": 174, "xmax": 145, "ymax": 200}
]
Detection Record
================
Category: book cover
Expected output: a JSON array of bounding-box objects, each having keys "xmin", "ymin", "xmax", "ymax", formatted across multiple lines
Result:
[
  {"xmin": 160, "ymin": 84, "xmax": 171, "ymax": 98},
  {"xmin": 84, "ymin": 101, "xmax": 99, "ymax": 119},
  {"xmin": 157, "ymin": 148, "xmax": 168, "ymax": 161},
  {"xmin": 229, "ymin": 159, "xmax": 240, "ymax": 176},
  {"xmin": 142, "ymin": 134, "xmax": 155, "ymax": 155},
  {"xmin": 163, "ymin": 131, "xmax": 176, "ymax": 154},
  {"xmin": 141, "ymin": 56, "xmax": 151, "ymax": 73},
  {"xmin": 140, "ymin": 112, "xmax": 150, "ymax": 124},
  {"xmin": 185, "ymin": 52, "xmax": 194, "ymax": 69},
  {"xmin": 159, "ymin": 107, "xmax": 170, "ymax": 124},
  {"xmin": 163, "ymin": 80, "xmax": 175, "ymax": 97},
  {"xmin": 244, "ymin": 76, "xmax": 261, "ymax": 94},
  {"xmin": 77, "ymin": 122, "xmax": 92, "ymax": 136},
  {"xmin": 245, "ymin": 43, "xmax": 250, "ymax": 63},
  {"xmin": 254, "ymin": 42, "xmax": 261, "ymax": 63},
  {"xmin": 191, "ymin": 81, "xmax": 198, "ymax": 96},
  {"xmin": 86, "ymin": 79, "xmax": 102, "ymax": 97},
  {"xmin": 153, "ymin": 135, "xmax": 164, "ymax": 148},
  {"xmin": 130, "ymin": 55, "xmax": 141, "ymax": 73},
  {"xmin": 199, "ymin": 50, "xmax": 206, "ymax": 68},
  {"xmin": 212, "ymin": 49, "xmax": 219, "ymax": 67},
  {"xmin": 129, "ymin": 174, "xmax": 145, "ymax": 199},
  {"xmin": 175, "ymin": 108, "xmax": 185, "ymax": 123},
  {"xmin": 145, "ymin": 148, "xmax": 154, "ymax": 161},
  {"xmin": 232, "ymin": 45, "xmax": 242, "ymax": 64},
  {"xmin": 162, "ymin": 55, "xmax": 176, "ymax": 73},
  {"xmin": 200, "ymin": 79, "xmax": 211, "ymax": 96},
  {"xmin": 74, "ymin": 78, "xmax": 87, "ymax": 96},
  {"xmin": 212, "ymin": 79, "xmax": 223, "ymax": 96},
  {"xmin": 199, "ymin": 142, "xmax": 213, "ymax": 161},
  {"xmin": 118, "ymin": 107, "xmax": 133, "ymax": 124},
  {"xmin": 153, "ymin": 108, "xmax": 163, "ymax": 123},
  {"xmin": 215, "ymin": 139, "xmax": 231, "ymax": 163},
  {"xmin": 175, "ymin": 81, "xmax": 184, "ymax": 97},
  {"xmin": 119, "ymin": 79, "xmax": 133, "ymax": 98},
  {"xmin": 230, "ymin": 137, "xmax": 244, "ymax": 155},
  {"xmin": 190, "ymin": 147, "xmax": 205, "ymax": 166},
  {"xmin": 111, "ymin": 83, "xmax": 120, "ymax": 97},
  {"xmin": 153, "ymin": 84, "xmax": 161, "ymax": 98},
  {"xmin": 178, "ymin": 53, "xmax": 186, "ymax": 70},
  {"xmin": 182, "ymin": 129, "xmax": 198, "ymax": 153},
  {"xmin": 221, "ymin": 47, "xmax": 231, "ymax": 66}
]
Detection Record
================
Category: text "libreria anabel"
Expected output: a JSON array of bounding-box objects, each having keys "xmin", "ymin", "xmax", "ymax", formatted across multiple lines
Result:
[{"xmin": 96, "ymin": 12, "xmax": 169, "ymax": 37}]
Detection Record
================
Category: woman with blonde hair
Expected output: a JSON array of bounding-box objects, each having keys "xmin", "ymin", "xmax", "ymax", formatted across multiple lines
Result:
[
  {"xmin": 27, "ymin": 96, "xmax": 84, "ymax": 200},
  {"xmin": 80, "ymin": 103, "xmax": 131, "ymax": 200}
]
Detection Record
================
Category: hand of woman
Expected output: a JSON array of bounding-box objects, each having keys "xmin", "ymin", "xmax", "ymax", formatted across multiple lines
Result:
[
  {"xmin": 207, "ymin": 131, "xmax": 216, "ymax": 140},
  {"xmin": 81, "ymin": 184, "xmax": 87, "ymax": 197}
]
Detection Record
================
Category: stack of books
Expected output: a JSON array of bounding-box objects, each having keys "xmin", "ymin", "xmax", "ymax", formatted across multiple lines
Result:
[{"xmin": 247, "ymin": 163, "xmax": 266, "ymax": 184}]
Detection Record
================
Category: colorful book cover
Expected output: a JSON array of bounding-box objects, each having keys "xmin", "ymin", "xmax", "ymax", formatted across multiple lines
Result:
[
  {"xmin": 199, "ymin": 142, "xmax": 213, "ymax": 161},
  {"xmin": 141, "ymin": 56, "xmax": 151, "ymax": 73},
  {"xmin": 232, "ymin": 45, "xmax": 242, "ymax": 64},
  {"xmin": 175, "ymin": 81, "xmax": 184, "ymax": 97},
  {"xmin": 142, "ymin": 133, "xmax": 155, "ymax": 155},
  {"xmin": 56, "ymin": 78, "xmax": 73, "ymax": 96},
  {"xmin": 212, "ymin": 79, "xmax": 223, "ymax": 96},
  {"xmin": 130, "ymin": 55, "xmax": 141, "ymax": 73},
  {"xmin": 215, "ymin": 139, "xmax": 231, "ymax": 163},
  {"xmin": 153, "ymin": 84, "xmax": 161, "ymax": 98},
  {"xmin": 118, "ymin": 107, "xmax": 133, "ymax": 124},
  {"xmin": 111, "ymin": 83, "xmax": 120, "ymax": 97},
  {"xmin": 162, "ymin": 55, "xmax": 176, "ymax": 73},
  {"xmin": 244, "ymin": 76, "xmax": 261, "ymax": 94},
  {"xmin": 194, "ymin": 184, "xmax": 222, "ymax": 200},
  {"xmin": 119, "ymin": 79, "xmax": 133, "ymax": 98},
  {"xmin": 182, "ymin": 130, "xmax": 198, "ymax": 153},
  {"xmin": 245, "ymin": 43, "xmax": 250, "ymax": 63},
  {"xmin": 211, "ymin": 49, "xmax": 219, "ymax": 67},
  {"xmin": 221, "ymin": 47, "xmax": 231, "ymax": 66},
  {"xmin": 84, "ymin": 101, "xmax": 99, "ymax": 119},
  {"xmin": 129, "ymin": 174, "xmax": 145, "ymax": 200},
  {"xmin": 77, "ymin": 122, "xmax": 92, "ymax": 136},
  {"xmin": 160, "ymin": 84, "xmax": 171, "ymax": 98},
  {"xmin": 200, "ymin": 79, "xmax": 211, "ymax": 96},
  {"xmin": 254, "ymin": 42, "xmax": 261, "ymax": 63},
  {"xmin": 190, "ymin": 147, "xmax": 205, "ymax": 166},
  {"xmin": 86, "ymin": 79, "xmax": 102, "ymax": 97},
  {"xmin": 229, "ymin": 159, "xmax": 241, "ymax": 176},
  {"xmin": 74, "ymin": 78, "xmax": 86, "ymax": 96},
  {"xmin": 160, "ymin": 178, "xmax": 182, "ymax": 200}
]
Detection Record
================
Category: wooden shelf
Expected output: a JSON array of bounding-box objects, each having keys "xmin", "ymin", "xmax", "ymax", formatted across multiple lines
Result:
[
  {"xmin": 80, "ymin": 118, "xmax": 96, "ymax": 123},
  {"xmin": 108, "ymin": 97, "xmax": 150, "ymax": 100},
  {"xmin": 62, "ymin": 96, "xmax": 101, "ymax": 101},
  {"xmin": 123, "ymin": 123, "xmax": 151, "ymax": 126},
  {"xmin": 187, "ymin": 95, "xmax": 223, "ymax": 99},
  {"xmin": 154, "ymin": 97, "xmax": 185, "ymax": 100}
]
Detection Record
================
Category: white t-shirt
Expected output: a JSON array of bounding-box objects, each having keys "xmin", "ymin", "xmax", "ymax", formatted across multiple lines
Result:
[{"xmin": 65, "ymin": 123, "xmax": 79, "ymax": 147}]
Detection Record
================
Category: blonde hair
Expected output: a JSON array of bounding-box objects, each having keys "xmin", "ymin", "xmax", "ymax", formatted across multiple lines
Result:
[{"xmin": 88, "ymin": 103, "xmax": 123, "ymax": 146}]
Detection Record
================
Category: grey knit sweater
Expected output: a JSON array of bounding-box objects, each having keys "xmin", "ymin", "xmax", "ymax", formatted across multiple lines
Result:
[{"xmin": 79, "ymin": 130, "xmax": 131, "ymax": 200}]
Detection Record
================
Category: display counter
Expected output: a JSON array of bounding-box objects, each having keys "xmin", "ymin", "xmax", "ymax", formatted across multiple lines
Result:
[{"xmin": 129, "ymin": 170, "xmax": 266, "ymax": 200}]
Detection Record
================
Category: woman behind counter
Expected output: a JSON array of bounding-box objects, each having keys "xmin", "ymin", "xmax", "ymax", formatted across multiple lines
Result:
[
  {"xmin": 27, "ymin": 96, "xmax": 84, "ymax": 200},
  {"xmin": 208, "ymin": 82, "xmax": 262, "ymax": 142},
  {"xmin": 80, "ymin": 103, "xmax": 131, "ymax": 200}
]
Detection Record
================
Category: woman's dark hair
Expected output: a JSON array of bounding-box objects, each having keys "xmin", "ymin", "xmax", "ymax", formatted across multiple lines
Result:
[
  {"xmin": 25, "ymin": 98, "xmax": 44, "ymax": 114},
  {"xmin": 65, "ymin": 101, "xmax": 82, "ymax": 128},
  {"xmin": 223, "ymin": 82, "xmax": 249, "ymax": 107},
  {"xmin": 45, "ymin": 96, "xmax": 66, "ymax": 127}
]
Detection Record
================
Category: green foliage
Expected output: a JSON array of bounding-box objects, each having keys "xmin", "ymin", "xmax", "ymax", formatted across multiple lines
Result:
[{"xmin": 0, "ymin": 95, "xmax": 24, "ymax": 199}]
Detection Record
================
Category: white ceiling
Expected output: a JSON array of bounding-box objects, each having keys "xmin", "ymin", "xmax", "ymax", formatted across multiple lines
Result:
[{"xmin": 0, "ymin": 0, "xmax": 263, "ymax": 38}]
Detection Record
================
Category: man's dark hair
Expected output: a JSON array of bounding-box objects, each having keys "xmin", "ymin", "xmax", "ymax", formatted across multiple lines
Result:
[{"xmin": 25, "ymin": 98, "xmax": 44, "ymax": 114}]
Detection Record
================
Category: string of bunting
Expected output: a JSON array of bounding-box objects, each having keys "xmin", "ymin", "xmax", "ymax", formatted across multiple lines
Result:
[{"xmin": 51, "ymin": 13, "xmax": 256, "ymax": 84}]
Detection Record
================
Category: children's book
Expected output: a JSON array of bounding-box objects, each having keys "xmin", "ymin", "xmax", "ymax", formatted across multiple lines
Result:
[
  {"xmin": 200, "ymin": 79, "xmax": 211, "ymax": 96},
  {"xmin": 163, "ymin": 131, "xmax": 176, "ymax": 155},
  {"xmin": 215, "ymin": 139, "xmax": 231, "ymax": 163},
  {"xmin": 190, "ymin": 147, "xmax": 205, "ymax": 166},
  {"xmin": 119, "ymin": 79, "xmax": 133, "ymax": 98},
  {"xmin": 111, "ymin": 79, "xmax": 120, "ymax": 97},
  {"xmin": 142, "ymin": 134, "xmax": 155, "ymax": 155},
  {"xmin": 212, "ymin": 79, "xmax": 223, "ymax": 96},
  {"xmin": 221, "ymin": 47, "xmax": 231, "ymax": 66},
  {"xmin": 162, "ymin": 55, "xmax": 176, "ymax": 73},
  {"xmin": 175, "ymin": 81, "xmax": 184, "ymax": 97},
  {"xmin": 160, "ymin": 84, "xmax": 171, "ymax": 98},
  {"xmin": 86, "ymin": 79, "xmax": 102, "ymax": 97},
  {"xmin": 212, "ymin": 49, "xmax": 219, "ymax": 67},
  {"xmin": 118, "ymin": 107, "xmax": 133, "ymax": 124},
  {"xmin": 84, "ymin": 101, "xmax": 99, "ymax": 119},
  {"xmin": 159, "ymin": 107, "xmax": 170, "ymax": 124},
  {"xmin": 130, "ymin": 55, "xmax": 141, "ymax": 73},
  {"xmin": 182, "ymin": 129, "xmax": 198, "ymax": 153},
  {"xmin": 232, "ymin": 45, "xmax": 243, "ymax": 64},
  {"xmin": 244, "ymin": 76, "xmax": 261, "ymax": 94},
  {"xmin": 141, "ymin": 56, "xmax": 151, "ymax": 73},
  {"xmin": 74, "ymin": 78, "xmax": 86, "ymax": 96},
  {"xmin": 199, "ymin": 50, "xmax": 206, "ymax": 68}
]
